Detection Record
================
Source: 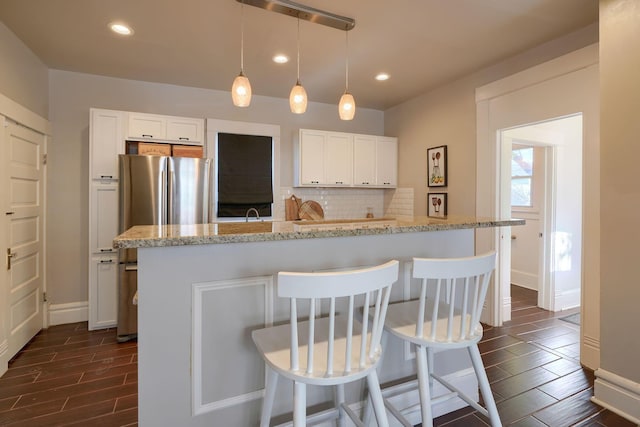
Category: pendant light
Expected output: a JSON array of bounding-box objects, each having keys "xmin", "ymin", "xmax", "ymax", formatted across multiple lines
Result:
[
  {"xmin": 289, "ymin": 17, "xmax": 307, "ymax": 114},
  {"xmin": 231, "ymin": 1, "xmax": 252, "ymax": 107},
  {"xmin": 338, "ymin": 30, "xmax": 355, "ymax": 120}
]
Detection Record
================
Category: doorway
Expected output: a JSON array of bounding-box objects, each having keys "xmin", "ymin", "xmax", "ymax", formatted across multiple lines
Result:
[{"xmin": 502, "ymin": 115, "xmax": 583, "ymax": 322}]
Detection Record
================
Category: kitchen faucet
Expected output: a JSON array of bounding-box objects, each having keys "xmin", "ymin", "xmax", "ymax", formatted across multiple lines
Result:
[{"xmin": 245, "ymin": 208, "xmax": 260, "ymax": 222}]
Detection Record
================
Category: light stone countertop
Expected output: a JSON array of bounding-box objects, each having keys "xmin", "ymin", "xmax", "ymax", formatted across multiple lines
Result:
[{"xmin": 113, "ymin": 215, "xmax": 524, "ymax": 249}]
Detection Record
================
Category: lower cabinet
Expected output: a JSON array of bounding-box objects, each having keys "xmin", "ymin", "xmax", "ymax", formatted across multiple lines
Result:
[{"xmin": 89, "ymin": 255, "xmax": 118, "ymax": 330}]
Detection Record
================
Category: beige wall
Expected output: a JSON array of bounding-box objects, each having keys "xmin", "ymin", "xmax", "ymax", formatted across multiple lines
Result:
[
  {"xmin": 599, "ymin": 0, "xmax": 640, "ymax": 383},
  {"xmin": 47, "ymin": 70, "xmax": 384, "ymax": 304},
  {"xmin": 385, "ymin": 24, "xmax": 598, "ymax": 217},
  {"xmin": 0, "ymin": 22, "xmax": 48, "ymax": 118}
]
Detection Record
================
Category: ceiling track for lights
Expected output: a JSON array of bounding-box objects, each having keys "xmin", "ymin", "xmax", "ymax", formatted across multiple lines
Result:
[{"xmin": 236, "ymin": 0, "xmax": 355, "ymax": 31}]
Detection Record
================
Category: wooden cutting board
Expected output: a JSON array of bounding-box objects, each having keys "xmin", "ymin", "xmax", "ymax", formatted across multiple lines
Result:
[
  {"xmin": 285, "ymin": 195, "xmax": 302, "ymax": 221},
  {"xmin": 298, "ymin": 200, "xmax": 324, "ymax": 220}
]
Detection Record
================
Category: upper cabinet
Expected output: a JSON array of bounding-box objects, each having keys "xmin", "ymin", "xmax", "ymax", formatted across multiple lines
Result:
[
  {"xmin": 375, "ymin": 136, "xmax": 398, "ymax": 187},
  {"xmin": 295, "ymin": 130, "xmax": 353, "ymax": 186},
  {"xmin": 90, "ymin": 109, "xmax": 125, "ymax": 180},
  {"xmin": 295, "ymin": 129, "xmax": 397, "ymax": 188},
  {"xmin": 128, "ymin": 113, "xmax": 204, "ymax": 145}
]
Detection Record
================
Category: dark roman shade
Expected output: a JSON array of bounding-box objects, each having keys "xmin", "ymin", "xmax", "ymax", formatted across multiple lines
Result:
[{"xmin": 217, "ymin": 133, "xmax": 273, "ymax": 217}]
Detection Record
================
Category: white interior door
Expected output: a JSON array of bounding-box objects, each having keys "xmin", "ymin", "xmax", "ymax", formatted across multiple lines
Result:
[{"xmin": 3, "ymin": 120, "xmax": 45, "ymax": 359}]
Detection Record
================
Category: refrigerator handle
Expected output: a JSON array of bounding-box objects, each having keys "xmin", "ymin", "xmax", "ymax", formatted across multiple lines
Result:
[
  {"xmin": 167, "ymin": 170, "xmax": 175, "ymax": 224},
  {"xmin": 161, "ymin": 169, "xmax": 167, "ymax": 225}
]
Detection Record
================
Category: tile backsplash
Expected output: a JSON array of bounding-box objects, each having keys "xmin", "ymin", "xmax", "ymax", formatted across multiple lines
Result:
[{"xmin": 275, "ymin": 187, "xmax": 414, "ymax": 220}]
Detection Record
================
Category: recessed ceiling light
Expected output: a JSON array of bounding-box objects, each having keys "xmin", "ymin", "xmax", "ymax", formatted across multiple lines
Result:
[
  {"xmin": 273, "ymin": 54, "xmax": 289, "ymax": 64},
  {"xmin": 109, "ymin": 22, "xmax": 133, "ymax": 36},
  {"xmin": 375, "ymin": 73, "xmax": 390, "ymax": 81}
]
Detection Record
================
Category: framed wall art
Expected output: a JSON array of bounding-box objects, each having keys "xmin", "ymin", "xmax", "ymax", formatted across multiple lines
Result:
[
  {"xmin": 427, "ymin": 145, "xmax": 447, "ymax": 187},
  {"xmin": 427, "ymin": 193, "xmax": 447, "ymax": 218}
]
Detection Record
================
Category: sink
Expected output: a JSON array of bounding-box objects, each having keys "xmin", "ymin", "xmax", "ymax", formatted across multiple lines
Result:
[{"xmin": 293, "ymin": 218, "xmax": 396, "ymax": 232}]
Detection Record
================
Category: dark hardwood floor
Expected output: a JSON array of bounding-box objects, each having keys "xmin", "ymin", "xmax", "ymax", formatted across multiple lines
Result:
[
  {"xmin": 0, "ymin": 286, "xmax": 635, "ymax": 426},
  {"xmin": 431, "ymin": 285, "xmax": 636, "ymax": 427}
]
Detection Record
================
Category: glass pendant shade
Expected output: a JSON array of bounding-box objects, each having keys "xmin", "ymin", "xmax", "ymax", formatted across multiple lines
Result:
[
  {"xmin": 232, "ymin": 72, "xmax": 252, "ymax": 107},
  {"xmin": 289, "ymin": 81, "xmax": 307, "ymax": 114},
  {"xmin": 338, "ymin": 92, "xmax": 355, "ymax": 120}
]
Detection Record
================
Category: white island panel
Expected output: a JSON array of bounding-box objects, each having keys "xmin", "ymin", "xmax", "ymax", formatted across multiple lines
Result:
[{"xmin": 137, "ymin": 229, "xmax": 478, "ymax": 426}]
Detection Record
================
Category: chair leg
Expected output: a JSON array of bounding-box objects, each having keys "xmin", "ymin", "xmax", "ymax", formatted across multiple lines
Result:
[
  {"xmin": 260, "ymin": 367, "xmax": 279, "ymax": 427},
  {"xmin": 293, "ymin": 381, "xmax": 307, "ymax": 427},
  {"xmin": 334, "ymin": 384, "xmax": 346, "ymax": 427},
  {"xmin": 468, "ymin": 345, "xmax": 501, "ymax": 427},
  {"xmin": 366, "ymin": 370, "xmax": 389, "ymax": 427},
  {"xmin": 427, "ymin": 348, "xmax": 435, "ymax": 388},
  {"xmin": 416, "ymin": 345, "xmax": 433, "ymax": 427}
]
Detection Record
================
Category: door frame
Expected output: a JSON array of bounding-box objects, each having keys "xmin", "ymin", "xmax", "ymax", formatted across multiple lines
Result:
[{"xmin": 475, "ymin": 44, "xmax": 600, "ymax": 369}]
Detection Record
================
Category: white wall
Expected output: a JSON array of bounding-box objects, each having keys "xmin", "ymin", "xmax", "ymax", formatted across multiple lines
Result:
[
  {"xmin": 47, "ymin": 70, "xmax": 384, "ymax": 305},
  {"xmin": 594, "ymin": 1, "xmax": 640, "ymax": 421},
  {"xmin": 0, "ymin": 22, "xmax": 48, "ymax": 118},
  {"xmin": 384, "ymin": 24, "xmax": 597, "ymax": 218}
]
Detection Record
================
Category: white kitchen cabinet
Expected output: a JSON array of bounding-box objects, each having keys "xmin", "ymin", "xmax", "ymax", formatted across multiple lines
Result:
[
  {"xmin": 295, "ymin": 129, "xmax": 352, "ymax": 186},
  {"xmin": 89, "ymin": 255, "xmax": 118, "ymax": 330},
  {"xmin": 376, "ymin": 136, "xmax": 398, "ymax": 187},
  {"xmin": 128, "ymin": 112, "xmax": 167, "ymax": 140},
  {"xmin": 166, "ymin": 117, "xmax": 204, "ymax": 143},
  {"xmin": 353, "ymin": 135, "xmax": 377, "ymax": 186},
  {"xmin": 90, "ymin": 109, "xmax": 124, "ymax": 180},
  {"xmin": 298, "ymin": 129, "xmax": 325, "ymax": 185},
  {"xmin": 89, "ymin": 181, "xmax": 119, "ymax": 255},
  {"xmin": 128, "ymin": 112, "xmax": 204, "ymax": 144},
  {"xmin": 89, "ymin": 108, "xmax": 125, "ymax": 331},
  {"xmin": 325, "ymin": 132, "xmax": 353, "ymax": 185}
]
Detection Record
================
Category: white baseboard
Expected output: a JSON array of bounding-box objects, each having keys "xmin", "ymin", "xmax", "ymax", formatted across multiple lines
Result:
[
  {"xmin": 48, "ymin": 301, "xmax": 88, "ymax": 326},
  {"xmin": 555, "ymin": 288, "xmax": 580, "ymax": 311},
  {"xmin": 0, "ymin": 339, "xmax": 8, "ymax": 377},
  {"xmin": 511, "ymin": 270, "xmax": 537, "ymax": 291},
  {"xmin": 581, "ymin": 334, "xmax": 600, "ymax": 370},
  {"xmin": 592, "ymin": 368, "xmax": 640, "ymax": 424}
]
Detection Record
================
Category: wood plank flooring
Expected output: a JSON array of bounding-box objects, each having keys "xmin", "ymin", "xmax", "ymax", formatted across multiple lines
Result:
[
  {"xmin": 0, "ymin": 286, "xmax": 635, "ymax": 426},
  {"xmin": 431, "ymin": 285, "xmax": 636, "ymax": 427}
]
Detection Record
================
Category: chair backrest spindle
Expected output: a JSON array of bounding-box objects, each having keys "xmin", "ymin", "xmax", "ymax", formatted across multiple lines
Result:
[
  {"xmin": 277, "ymin": 260, "xmax": 399, "ymax": 378},
  {"xmin": 411, "ymin": 252, "xmax": 497, "ymax": 345}
]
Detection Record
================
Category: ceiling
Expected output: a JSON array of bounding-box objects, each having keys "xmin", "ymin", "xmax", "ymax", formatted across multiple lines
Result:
[{"xmin": 0, "ymin": 0, "xmax": 598, "ymax": 110}]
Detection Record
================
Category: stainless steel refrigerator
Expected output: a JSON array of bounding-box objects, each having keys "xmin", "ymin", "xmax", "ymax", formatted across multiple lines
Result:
[{"xmin": 118, "ymin": 154, "xmax": 211, "ymax": 342}]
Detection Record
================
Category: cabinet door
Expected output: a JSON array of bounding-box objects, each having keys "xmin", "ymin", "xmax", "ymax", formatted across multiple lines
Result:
[
  {"xmin": 90, "ymin": 109, "xmax": 123, "ymax": 180},
  {"xmin": 353, "ymin": 135, "xmax": 377, "ymax": 186},
  {"xmin": 128, "ymin": 113, "xmax": 167, "ymax": 140},
  {"xmin": 89, "ymin": 255, "xmax": 118, "ymax": 330},
  {"xmin": 90, "ymin": 182, "xmax": 119, "ymax": 255},
  {"xmin": 376, "ymin": 137, "xmax": 398, "ymax": 187},
  {"xmin": 299, "ymin": 130, "xmax": 326, "ymax": 185},
  {"xmin": 325, "ymin": 133, "xmax": 353, "ymax": 186},
  {"xmin": 166, "ymin": 117, "xmax": 204, "ymax": 144}
]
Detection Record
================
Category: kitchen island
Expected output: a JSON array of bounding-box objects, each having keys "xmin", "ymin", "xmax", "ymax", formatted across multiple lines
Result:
[{"xmin": 113, "ymin": 215, "xmax": 523, "ymax": 427}]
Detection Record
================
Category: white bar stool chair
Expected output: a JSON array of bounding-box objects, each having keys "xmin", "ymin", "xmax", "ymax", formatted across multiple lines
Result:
[
  {"xmin": 252, "ymin": 260, "xmax": 399, "ymax": 427},
  {"xmin": 382, "ymin": 252, "xmax": 501, "ymax": 427}
]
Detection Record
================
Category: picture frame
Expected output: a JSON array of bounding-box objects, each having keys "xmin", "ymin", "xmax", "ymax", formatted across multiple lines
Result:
[
  {"xmin": 427, "ymin": 145, "xmax": 447, "ymax": 187},
  {"xmin": 427, "ymin": 193, "xmax": 447, "ymax": 218}
]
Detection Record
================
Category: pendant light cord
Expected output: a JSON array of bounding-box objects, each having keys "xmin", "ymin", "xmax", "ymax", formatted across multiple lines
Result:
[
  {"xmin": 296, "ymin": 17, "xmax": 301, "ymax": 84},
  {"xmin": 240, "ymin": 2, "xmax": 245, "ymax": 72},
  {"xmin": 345, "ymin": 30, "xmax": 349, "ymax": 92}
]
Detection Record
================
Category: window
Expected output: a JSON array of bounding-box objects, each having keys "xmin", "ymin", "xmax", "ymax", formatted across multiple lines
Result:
[
  {"xmin": 511, "ymin": 147, "xmax": 533, "ymax": 207},
  {"xmin": 217, "ymin": 133, "xmax": 273, "ymax": 217}
]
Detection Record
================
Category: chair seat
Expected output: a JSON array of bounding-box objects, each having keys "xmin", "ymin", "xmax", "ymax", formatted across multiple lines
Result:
[
  {"xmin": 252, "ymin": 314, "xmax": 380, "ymax": 386},
  {"xmin": 385, "ymin": 300, "xmax": 483, "ymax": 350}
]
